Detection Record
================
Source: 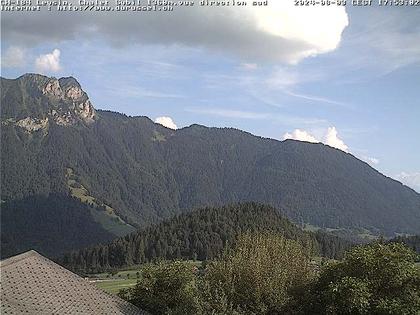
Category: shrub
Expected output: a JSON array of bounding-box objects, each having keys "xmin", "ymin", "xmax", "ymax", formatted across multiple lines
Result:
[
  {"xmin": 297, "ymin": 242, "xmax": 420, "ymax": 315},
  {"xmin": 118, "ymin": 261, "xmax": 200, "ymax": 315}
]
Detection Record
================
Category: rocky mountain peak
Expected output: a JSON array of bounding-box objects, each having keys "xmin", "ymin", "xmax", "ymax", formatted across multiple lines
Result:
[
  {"xmin": 41, "ymin": 76, "xmax": 96, "ymax": 125},
  {"xmin": 1, "ymin": 74, "xmax": 96, "ymax": 133},
  {"xmin": 42, "ymin": 78, "xmax": 63, "ymax": 98}
]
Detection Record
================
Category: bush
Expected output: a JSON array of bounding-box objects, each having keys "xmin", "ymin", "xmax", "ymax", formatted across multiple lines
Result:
[
  {"xmin": 118, "ymin": 261, "xmax": 200, "ymax": 315},
  {"xmin": 197, "ymin": 280, "xmax": 247, "ymax": 315},
  {"xmin": 297, "ymin": 242, "xmax": 420, "ymax": 315}
]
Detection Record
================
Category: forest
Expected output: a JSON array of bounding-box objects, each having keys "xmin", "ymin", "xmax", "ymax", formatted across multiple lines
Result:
[
  {"xmin": 0, "ymin": 194, "xmax": 115, "ymax": 258},
  {"xmin": 61, "ymin": 203, "xmax": 353, "ymax": 273}
]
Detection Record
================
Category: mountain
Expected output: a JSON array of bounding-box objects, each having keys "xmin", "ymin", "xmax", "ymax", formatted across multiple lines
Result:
[
  {"xmin": 1, "ymin": 74, "xmax": 420, "ymax": 258},
  {"xmin": 61, "ymin": 203, "xmax": 353, "ymax": 273},
  {"xmin": 0, "ymin": 194, "xmax": 117, "ymax": 258}
]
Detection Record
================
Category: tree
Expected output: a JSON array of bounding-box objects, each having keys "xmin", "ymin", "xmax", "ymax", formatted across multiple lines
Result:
[
  {"xmin": 203, "ymin": 232, "xmax": 313, "ymax": 314},
  {"xmin": 297, "ymin": 242, "xmax": 420, "ymax": 315},
  {"xmin": 118, "ymin": 261, "xmax": 200, "ymax": 315},
  {"xmin": 118, "ymin": 233, "xmax": 313, "ymax": 315}
]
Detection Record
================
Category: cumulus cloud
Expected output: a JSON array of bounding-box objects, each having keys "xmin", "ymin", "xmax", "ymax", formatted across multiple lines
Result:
[
  {"xmin": 1, "ymin": 46, "xmax": 25, "ymax": 68},
  {"xmin": 283, "ymin": 127, "xmax": 384, "ymax": 166},
  {"xmin": 283, "ymin": 126, "xmax": 349, "ymax": 152},
  {"xmin": 283, "ymin": 129, "xmax": 319, "ymax": 143},
  {"xmin": 364, "ymin": 157, "xmax": 379, "ymax": 165},
  {"xmin": 155, "ymin": 116, "xmax": 177, "ymax": 130},
  {"xmin": 395, "ymin": 172, "xmax": 420, "ymax": 193},
  {"xmin": 2, "ymin": 3, "xmax": 348, "ymax": 64},
  {"xmin": 325, "ymin": 127, "xmax": 349, "ymax": 152},
  {"xmin": 35, "ymin": 49, "xmax": 61, "ymax": 73},
  {"xmin": 251, "ymin": 3, "xmax": 349, "ymax": 63}
]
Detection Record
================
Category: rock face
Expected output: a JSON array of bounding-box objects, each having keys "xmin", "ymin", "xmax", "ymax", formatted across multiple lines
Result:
[
  {"xmin": 0, "ymin": 74, "xmax": 96, "ymax": 133},
  {"xmin": 16, "ymin": 117, "xmax": 49, "ymax": 133},
  {"xmin": 42, "ymin": 79, "xmax": 63, "ymax": 98},
  {"xmin": 42, "ymin": 76, "xmax": 96, "ymax": 126}
]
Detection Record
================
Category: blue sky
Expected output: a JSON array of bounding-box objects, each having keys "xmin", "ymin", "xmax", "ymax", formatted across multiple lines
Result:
[{"xmin": 1, "ymin": 3, "xmax": 419, "ymax": 192}]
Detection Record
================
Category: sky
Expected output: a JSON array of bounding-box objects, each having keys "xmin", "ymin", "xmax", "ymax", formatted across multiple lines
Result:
[{"xmin": 1, "ymin": 2, "xmax": 419, "ymax": 192}]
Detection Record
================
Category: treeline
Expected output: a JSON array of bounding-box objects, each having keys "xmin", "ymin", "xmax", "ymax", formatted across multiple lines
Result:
[
  {"xmin": 119, "ymin": 234, "xmax": 420, "ymax": 315},
  {"xmin": 61, "ymin": 203, "xmax": 352, "ymax": 273}
]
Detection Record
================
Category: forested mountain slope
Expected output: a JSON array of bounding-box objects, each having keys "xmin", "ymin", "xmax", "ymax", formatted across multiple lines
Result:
[
  {"xmin": 1, "ymin": 74, "xmax": 420, "ymax": 258},
  {"xmin": 61, "ymin": 203, "xmax": 353, "ymax": 273},
  {"xmin": 0, "ymin": 194, "xmax": 116, "ymax": 258}
]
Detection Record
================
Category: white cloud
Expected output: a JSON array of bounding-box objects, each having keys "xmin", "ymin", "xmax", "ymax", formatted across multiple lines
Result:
[
  {"xmin": 283, "ymin": 128, "xmax": 383, "ymax": 166},
  {"xmin": 1, "ymin": 46, "xmax": 25, "ymax": 68},
  {"xmin": 250, "ymin": 3, "xmax": 349, "ymax": 63},
  {"xmin": 240, "ymin": 63, "xmax": 258, "ymax": 71},
  {"xmin": 325, "ymin": 127, "xmax": 349, "ymax": 152},
  {"xmin": 155, "ymin": 116, "xmax": 177, "ymax": 130},
  {"xmin": 264, "ymin": 67, "xmax": 348, "ymax": 108},
  {"xmin": 283, "ymin": 126, "xmax": 349, "ymax": 152},
  {"xmin": 283, "ymin": 129, "xmax": 319, "ymax": 143},
  {"xmin": 35, "ymin": 49, "xmax": 61, "ymax": 73},
  {"xmin": 2, "ymin": 3, "xmax": 349, "ymax": 64},
  {"xmin": 364, "ymin": 157, "xmax": 380, "ymax": 165},
  {"xmin": 284, "ymin": 91, "xmax": 347, "ymax": 107},
  {"xmin": 395, "ymin": 172, "xmax": 420, "ymax": 193}
]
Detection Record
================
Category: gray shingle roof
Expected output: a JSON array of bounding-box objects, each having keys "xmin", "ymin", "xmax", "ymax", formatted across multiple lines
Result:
[{"xmin": 0, "ymin": 250, "xmax": 147, "ymax": 314}]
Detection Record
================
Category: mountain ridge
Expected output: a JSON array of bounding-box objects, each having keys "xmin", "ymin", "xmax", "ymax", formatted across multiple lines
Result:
[
  {"xmin": 1, "ymin": 73, "xmax": 416, "ymax": 195},
  {"xmin": 1, "ymin": 74, "xmax": 420, "ymax": 258}
]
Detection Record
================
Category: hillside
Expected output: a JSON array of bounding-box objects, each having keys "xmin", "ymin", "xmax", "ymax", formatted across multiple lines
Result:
[
  {"xmin": 60, "ymin": 203, "xmax": 353, "ymax": 273},
  {"xmin": 1, "ymin": 74, "xmax": 420, "ymax": 258},
  {"xmin": 0, "ymin": 194, "xmax": 116, "ymax": 258}
]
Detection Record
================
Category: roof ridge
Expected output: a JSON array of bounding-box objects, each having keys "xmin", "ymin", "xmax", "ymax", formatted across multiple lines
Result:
[
  {"xmin": 0, "ymin": 250, "xmax": 41, "ymax": 267},
  {"xmin": 1, "ymin": 250, "xmax": 146, "ymax": 314}
]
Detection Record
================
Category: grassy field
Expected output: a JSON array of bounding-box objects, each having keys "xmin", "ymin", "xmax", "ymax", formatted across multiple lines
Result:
[
  {"xmin": 93, "ymin": 278, "xmax": 138, "ymax": 294},
  {"xmin": 90, "ymin": 261, "xmax": 202, "ymax": 294},
  {"xmin": 89, "ymin": 269, "xmax": 142, "ymax": 294}
]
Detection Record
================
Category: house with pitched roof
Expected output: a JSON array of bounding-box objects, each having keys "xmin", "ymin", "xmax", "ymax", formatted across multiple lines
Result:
[{"xmin": 0, "ymin": 250, "xmax": 147, "ymax": 314}]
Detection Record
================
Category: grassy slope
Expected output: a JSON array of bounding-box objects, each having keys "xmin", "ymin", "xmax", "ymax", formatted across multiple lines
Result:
[{"xmin": 67, "ymin": 168, "xmax": 136, "ymax": 237}]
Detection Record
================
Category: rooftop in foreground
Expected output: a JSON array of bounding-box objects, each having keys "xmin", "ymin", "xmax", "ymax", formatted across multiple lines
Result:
[{"xmin": 0, "ymin": 250, "xmax": 147, "ymax": 314}]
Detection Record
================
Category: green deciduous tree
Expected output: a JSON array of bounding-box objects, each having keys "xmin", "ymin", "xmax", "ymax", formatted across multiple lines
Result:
[
  {"xmin": 118, "ymin": 261, "xmax": 200, "ymax": 315},
  {"xmin": 203, "ymin": 232, "xmax": 313, "ymax": 314},
  {"xmin": 296, "ymin": 242, "xmax": 420, "ymax": 315}
]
